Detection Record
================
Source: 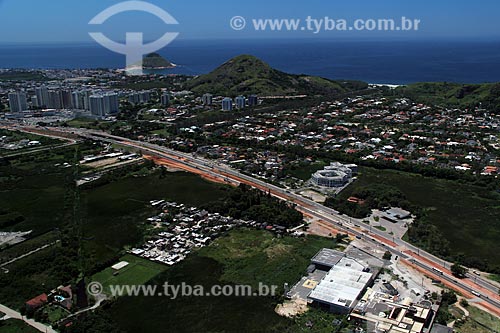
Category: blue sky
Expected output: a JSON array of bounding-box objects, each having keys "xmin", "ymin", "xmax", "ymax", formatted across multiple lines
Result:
[{"xmin": 0, "ymin": 0, "xmax": 499, "ymax": 43}]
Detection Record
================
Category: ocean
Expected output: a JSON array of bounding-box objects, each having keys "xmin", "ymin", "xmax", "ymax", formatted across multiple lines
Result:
[{"xmin": 0, "ymin": 39, "xmax": 500, "ymax": 84}]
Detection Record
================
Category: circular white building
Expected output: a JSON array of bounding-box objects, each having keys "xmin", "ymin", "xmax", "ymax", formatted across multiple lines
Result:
[{"xmin": 311, "ymin": 162, "xmax": 358, "ymax": 188}]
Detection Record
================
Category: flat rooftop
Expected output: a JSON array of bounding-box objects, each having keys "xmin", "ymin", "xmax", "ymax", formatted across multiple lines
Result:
[
  {"xmin": 111, "ymin": 261, "xmax": 129, "ymax": 270},
  {"xmin": 308, "ymin": 257, "xmax": 373, "ymax": 309},
  {"xmin": 311, "ymin": 248, "xmax": 345, "ymax": 268}
]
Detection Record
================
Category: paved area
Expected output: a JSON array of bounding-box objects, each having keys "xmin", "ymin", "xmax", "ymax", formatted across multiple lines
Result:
[
  {"xmin": 0, "ymin": 303, "xmax": 57, "ymax": 333},
  {"xmin": 0, "ymin": 231, "xmax": 32, "ymax": 247},
  {"xmin": 345, "ymin": 244, "xmax": 385, "ymax": 268},
  {"xmin": 288, "ymin": 269, "xmax": 328, "ymax": 300},
  {"xmin": 367, "ymin": 209, "xmax": 411, "ymax": 240}
]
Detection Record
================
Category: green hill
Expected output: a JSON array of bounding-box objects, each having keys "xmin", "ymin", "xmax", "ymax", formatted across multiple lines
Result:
[
  {"xmin": 142, "ymin": 53, "xmax": 174, "ymax": 69},
  {"xmin": 187, "ymin": 55, "xmax": 367, "ymax": 97},
  {"xmin": 396, "ymin": 82, "xmax": 500, "ymax": 110}
]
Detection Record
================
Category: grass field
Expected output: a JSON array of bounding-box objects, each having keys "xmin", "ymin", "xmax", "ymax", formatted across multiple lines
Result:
[
  {"xmin": 107, "ymin": 229, "xmax": 341, "ymax": 333},
  {"xmin": 92, "ymin": 254, "xmax": 167, "ymax": 295},
  {"xmin": 287, "ymin": 160, "xmax": 328, "ymax": 180},
  {"xmin": 0, "ymin": 147, "xmax": 76, "ymax": 235},
  {"xmin": 0, "ymin": 319, "xmax": 39, "ymax": 333},
  {"xmin": 339, "ymin": 167, "xmax": 500, "ymax": 265},
  {"xmin": 0, "ymin": 231, "xmax": 59, "ymax": 264},
  {"xmin": 454, "ymin": 305, "xmax": 500, "ymax": 333},
  {"xmin": 199, "ymin": 229, "xmax": 338, "ymax": 289},
  {"xmin": 64, "ymin": 118, "xmax": 128, "ymax": 133}
]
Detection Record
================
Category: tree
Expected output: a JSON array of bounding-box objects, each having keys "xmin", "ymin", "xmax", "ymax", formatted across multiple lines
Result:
[
  {"xmin": 335, "ymin": 233, "xmax": 349, "ymax": 243},
  {"xmin": 451, "ymin": 263, "xmax": 468, "ymax": 278},
  {"xmin": 460, "ymin": 298, "xmax": 469, "ymax": 308},
  {"xmin": 383, "ymin": 251, "xmax": 392, "ymax": 260}
]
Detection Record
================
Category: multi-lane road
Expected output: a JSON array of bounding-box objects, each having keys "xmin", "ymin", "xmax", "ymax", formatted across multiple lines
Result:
[{"xmin": 7, "ymin": 124, "xmax": 500, "ymax": 314}]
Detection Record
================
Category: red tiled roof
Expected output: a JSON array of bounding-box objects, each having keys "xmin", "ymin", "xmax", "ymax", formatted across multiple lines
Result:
[{"xmin": 26, "ymin": 293, "xmax": 48, "ymax": 308}]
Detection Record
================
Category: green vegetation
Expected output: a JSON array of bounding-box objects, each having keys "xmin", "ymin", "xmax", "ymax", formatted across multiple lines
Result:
[
  {"xmin": 0, "ymin": 71, "xmax": 47, "ymax": 82},
  {"xmin": 187, "ymin": 54, "xmax": 367, "ymax": 97},
  {"xmin": 59, "ymin": 310, "xmax": 121, "ymax": 333},
  {"xmin": 287, "ymin": 160, "xmax": 328, "ymax": 180},
  {"xmin": 105, "ymin": 229, "xmax": 342, "ymax": 333},
  {"xmin": 142, "ymin": 53, "xmax": 174, "ymax": 68},
  {"xmin": 487, "ymin": 274, "xmax": 500, "ymax": 283},
  {"xmin": 0, "ymin": 129, "xmax": 62, "ymax": 155},
  {"xmin": 80, "ymin": 169, "xmax": 229, "ymax": 264},
  {"xmin": 0, "ymin": 145, "xmax": 82, "ymax": 235},
  {"xmin": 202, "ymin": 184, "xmax": 303, "ymax": 229},
  {"xmin": 92, "ymin": 254, "xmax": 167, "ymax": 296},
  {"xmin": 0, "ymin": 319, "xmax": 39, "ymax": 333},
  {"xmin": 451, "ymin": 263, "xmax": 468, "ymax": 279},
  {"xmin": 0, "ymin": 231, "xmax": 59, "ymax": 263},
  {"xmin": 0, "ymin": 146, "xmax": 226, "ymax": 309},
  {"xmin": 326, "ymin": 181, "xmax": 412, "ymax": 218},
  {"xmin": 435, "ymin": 291, "xmax": 458, "ymax": 325},
  {"xmin": 290, "ymin": 308, "xmax": 353, "ymax": 333},
  {"xmin": 63, "ymin": 118, "xmax": 128, "ymax": 133},
  {"xmin": 0, "ymin": 243, "xmax": 80, "ymax": 308},
  {"xmin": 396, "ymin": 82, "xmax": 500, "ymax": 110},
  {"xmin": 199, "ymin": 229, "xmax": 338, "ymax": 289},
  {"xmin": 42, "ymin": 305, "xmax": 68, "ymax": 324},
  {"xmin": 454, "ymin": 305, "xmax": 500, "ymax": 333},
  {"xmin": 112, "ymin": 75, "xmax": 188, "ymax": 90},
  {"xmin": 328, "ymin": 167, "xmax": 500, "ymax": 271}
]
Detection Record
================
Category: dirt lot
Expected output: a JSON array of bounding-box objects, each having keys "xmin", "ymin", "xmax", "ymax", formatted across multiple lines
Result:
[
  {"xmin": 275, "ymin": 298, "xmax": 308, "ymax": 317},
  {"xmin": 299, "ymin": 190, "xmax": 327, "ymax": 203},
  {"xmin": 85, "ymin": 157, "xmax": 120, "ymax": 168}
]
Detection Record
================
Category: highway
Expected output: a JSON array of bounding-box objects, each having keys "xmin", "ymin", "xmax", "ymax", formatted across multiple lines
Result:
[{"xmin": 8, "ymin": 124, "xmax": 500, "ymax": 313}]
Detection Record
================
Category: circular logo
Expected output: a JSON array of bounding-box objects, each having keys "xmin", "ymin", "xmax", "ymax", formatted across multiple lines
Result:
[
  {"xmin": 230, "ymin": 16, "xmax": 246, "ymax": 31},
  {"xmin": 87, "ymin": 281, "xmax": 104, "ymax": 296}
]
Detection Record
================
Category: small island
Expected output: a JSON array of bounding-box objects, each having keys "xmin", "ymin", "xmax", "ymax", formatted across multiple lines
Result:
[{"xmin": 142, "ymin": 53, "xmax": 176, "ymax": 69}]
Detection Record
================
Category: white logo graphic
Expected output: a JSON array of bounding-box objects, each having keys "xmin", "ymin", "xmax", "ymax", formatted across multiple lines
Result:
[
  {"xmin": 89, "ymin": 1, "xmax": 179, "ymax": 75},
  {"xmin": 230, "ymin": 16, "xmax": 246, "ymax": 30}
]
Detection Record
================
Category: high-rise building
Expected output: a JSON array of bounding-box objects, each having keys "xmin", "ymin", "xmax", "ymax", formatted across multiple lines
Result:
[
  {"xmin": 35, "ymin": 86, "xmax": 49, "ymax": 108},
  {"xmin": 128, "ymin": 94, "xmax": 139, "ymax": 105},
  {"xmin": 202, "ymin": 93, "xmax": 213, "ymax": 106},
  {"xmin": 90, "ymin": 93, "xmax": 119, "ymax": 117},
  {"xmin": 8, "ymin": 92, "xmax": 28, "ymax": 113},
  {"xmin": 89, "ymin": 95, "xmax": 105, "ymax": 117},
  {"xmin": 222, "ymin": 97, "xmax": 233, "ymax": 111},
  {"xmin": 61, "ymin": 90, "xmax": 73, "ymax": 109},
  {"xmin": 104, "ymin": 93, "xmax": 119, "ymax": 114},
  {"xmin": 248, "ymin": 95, "xmax": 258, "ymax": 107},
  {"xmin": 72, "ymin": 90, "xmax": 91, "ymax": 111},
  {"xmin": 47, "ymin": 90, "xmax": 62, "ymax": 109},
  {"xmin": 235, "ymin": 95, "xmax": 246, "ymax": 109},
  {"xmin": 128, "ymin": 91, "xmax": 151, "ymax": 105},
  {"xmin": 82, "ymin": 90, "xmax": 91, "ymax": 111},
  {"xmin": 161, "ymin": 92, "xmax": 170, "ymax": 106},
  {"xmin": 30, "ymin": 96, "xmax": 39, "ymax": 108},
  {"xmin": 72, "ymin": 92, "xmax": 83, "ymax": 110}
]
